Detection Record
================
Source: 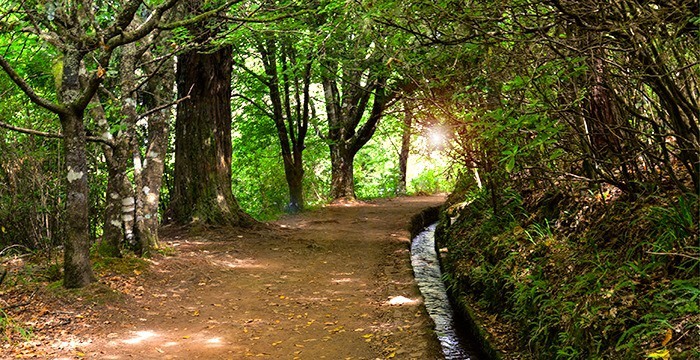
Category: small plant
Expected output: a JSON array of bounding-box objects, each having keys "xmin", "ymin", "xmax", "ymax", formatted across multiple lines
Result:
[
  {"xmin": 525, "ymin": 219, "xmax": 553, "ymax": 245},
  {"xmin": 0, "ymin": 309, "xmax": 32, "ymax": 342}
]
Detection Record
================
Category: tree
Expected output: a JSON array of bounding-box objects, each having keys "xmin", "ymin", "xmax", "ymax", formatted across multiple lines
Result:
[
  {"xmin": 397, "ymin": 99, "xmax": 414, "ymax": 195},
  {"xmin": 317, "ymin": 4, "xmax": 397, "ymax": 201},
  {"xmin": 233, "ymin": 13, "xmax": 315, "ymax": 212},
  {"xmin": 0, "ymin": 0, "xmax": 233, "ymax": 287},
  {"xmin": 133, "ymin": 56, "xmax": 175, "ymax": 254},
  {"xmin": 171, "ymin": 0, "xmax": 253, "ymax": 225}
]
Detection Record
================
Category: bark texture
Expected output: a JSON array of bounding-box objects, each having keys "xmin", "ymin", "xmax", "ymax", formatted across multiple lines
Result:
[
  {"xmin": 60, "ymin": 51, "xmax": 95, "ymax": 288},
  {"xmin": 133, "ymin": 58, "xmax": 174, "ymax": 255},
  {"xmin": 173, "ymin": 46, "xmax": 252, "ymax": 226}
]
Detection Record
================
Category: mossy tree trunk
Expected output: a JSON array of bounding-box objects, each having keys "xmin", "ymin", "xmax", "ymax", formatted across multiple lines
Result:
[
  {"xmin": 59, "ymin": 51, "xmax": 95, "ymax": 287},
  {"xmin": 133, "ymin": 58, "xmax": 174, "ymax": 255}
]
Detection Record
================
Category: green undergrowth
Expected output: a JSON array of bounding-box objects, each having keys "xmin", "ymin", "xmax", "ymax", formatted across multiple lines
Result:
[
  {"xmin": 436, "ymin": 188, "xmax": 699, "ymax": 359},
  {"xmin": 92, "ymin": 255, "xmax": 149, "ymax": 276}
]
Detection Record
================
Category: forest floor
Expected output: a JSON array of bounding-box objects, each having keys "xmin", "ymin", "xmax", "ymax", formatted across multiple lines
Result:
[{"xmin": 1, "ymin": 196, "xmax": 445, "ymax": 359}]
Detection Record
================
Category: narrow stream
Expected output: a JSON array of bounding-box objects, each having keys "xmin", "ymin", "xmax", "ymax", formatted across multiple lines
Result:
[{"xmin": 411, "ymin": 224, "xmax": 476, "ymax": 360}]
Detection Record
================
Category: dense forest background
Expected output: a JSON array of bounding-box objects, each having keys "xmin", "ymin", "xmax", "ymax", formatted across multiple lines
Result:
[{"xmin": 0, "ymin": 0, "xmax": 697, "ymax": 358}]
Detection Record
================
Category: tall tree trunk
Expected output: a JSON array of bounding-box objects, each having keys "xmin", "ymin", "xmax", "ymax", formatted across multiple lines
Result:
[
  {"xmin": 60, "ymin": 111, "xmax": 95, "ymax": 288},
  {"xmin": 59, "ymin": 51, "xmax": 95, "ymax": 288},
  {"xmin": 88, "ymin": 97, "xmax": 123, "ymax": 257},
  {"xmin": 284, "ymin": 153, "xmax": 305, "ymax": 212},
  {"xmin": 321, "ymin": 68, "xmax": 391, "ymax": 202},
  {"xmin": 255, "ymin": 36, "xmax": 312, "ymax": 213},
  {"xmin": 397, "ymin": 100, "xmax": 413, "ymax": 195},
  {"xmin": 329, "ymin": 144, "xmax": 355, "ymax": 200},
  {"xmin": 134, "ymin": 59, "xmax": 174, "ymax": 255},
  {"xmin": 99, "ymin": 143, "xmax": 131, "ymax": 257},
  {"xmin": 172, "ymin": 46, "xmax": 252, "ymax": 226}
]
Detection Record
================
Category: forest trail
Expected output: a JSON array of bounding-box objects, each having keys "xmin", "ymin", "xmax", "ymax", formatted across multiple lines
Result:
[{"xmin": 4, "ymin": 196, "xmax": 445, "ymax": 359}]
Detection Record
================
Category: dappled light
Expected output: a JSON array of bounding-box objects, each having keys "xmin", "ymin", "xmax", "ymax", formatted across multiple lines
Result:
[
  {"xmin": 331, "ymin": 277, "xmax": 356, "ymax": 284},
  {"xmin": 122, "ymin": 330, "xmax": 158, "ymax": 345},
  {"xmin": 385, "ymin": 296, "xmax": 421, "ymax": 306},
  {"xmin": 211, "ymin": 258, "xmax": 264, "ymax": 269},
  {"xmin": 1, "ymin": 0, "xmax": 696, "ymax": 357}
]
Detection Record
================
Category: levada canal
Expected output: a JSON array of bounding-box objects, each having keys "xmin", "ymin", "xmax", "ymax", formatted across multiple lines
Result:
[{"xmin": 411, "ymin": 223, "xmax": 479, "ymax": 360}]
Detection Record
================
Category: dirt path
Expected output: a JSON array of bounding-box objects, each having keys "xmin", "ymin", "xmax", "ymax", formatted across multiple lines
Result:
[{"xmin": 3, "ymin": 196, "xmax": 445, "ymax": 359}]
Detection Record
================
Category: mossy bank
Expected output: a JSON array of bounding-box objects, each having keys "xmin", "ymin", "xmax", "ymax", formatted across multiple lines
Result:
[{"xmin": 435, "ymin": 186, "xmax": 699, "ymax": 359}]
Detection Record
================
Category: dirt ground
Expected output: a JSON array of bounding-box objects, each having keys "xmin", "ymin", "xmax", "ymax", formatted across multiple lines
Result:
[{"xmin": 1, "ymin": 195, "xmax": 446, "ymax": 359}]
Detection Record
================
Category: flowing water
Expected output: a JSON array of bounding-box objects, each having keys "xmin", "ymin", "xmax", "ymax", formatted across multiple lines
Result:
[{"xmin": 411, "ymin": 224, "xmax": 477, "ymax": 360}]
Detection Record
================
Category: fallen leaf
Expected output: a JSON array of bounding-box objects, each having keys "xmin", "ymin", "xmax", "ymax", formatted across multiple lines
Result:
[
  {"xmin": 661, "ymin": 329, "xmax": 672, "ymax": 347},
  {"xmin": 646, "ymin": 349, "xmax": 670, "ymax": 360}
]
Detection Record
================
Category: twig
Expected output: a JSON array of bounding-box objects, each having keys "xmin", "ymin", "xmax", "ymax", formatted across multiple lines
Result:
[
  {"xmin": 135, "ymin": 86, "xmax": 193, "ymax": 121},
  {"xmin": 0, "ymin": 244, "xmax": 32, "ymax": 257},
  {"xmin": 647, "ymin": 251, "xmax": 700, "ymax": 261},
  {"xmin": 0, "ymin": 120, "xmax": 114, "ymax": 147}
]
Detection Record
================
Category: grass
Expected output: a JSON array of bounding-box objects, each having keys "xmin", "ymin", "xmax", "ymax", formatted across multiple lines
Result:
[{"xmin": 436, "ymin": 188, "xmax": 700, "ymax": 359}]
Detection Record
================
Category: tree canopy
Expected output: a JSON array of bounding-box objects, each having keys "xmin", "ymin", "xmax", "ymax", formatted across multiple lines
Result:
[{"xmin": 0, "ymin": 0, "xmax": 697, "ymax": 357}]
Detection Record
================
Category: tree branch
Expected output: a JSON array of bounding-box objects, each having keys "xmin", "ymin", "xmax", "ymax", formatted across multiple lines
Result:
[
  {"xmin": 136, "ymin": 88, "xmax": 192, "ymax": 121},
  {"xmin": 157, "ymin": 0, "xmax": 244, "ymax": 30},
  {"xmin": 0, "ymin": 120, "xmax": 114, "ymax": 147},
  {"xmin": 0, "ymin": 55, "xmax": 68, "ymax": 115},
  {"xmin": 232, "ymin": 93, "xmax": 275, "ymax": 119}
]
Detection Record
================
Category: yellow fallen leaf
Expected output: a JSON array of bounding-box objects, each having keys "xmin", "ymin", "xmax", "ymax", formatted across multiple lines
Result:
[
  {"xmin": 75, "ymin": 351, "xmax": 86, "ymax": 357},
  {"xmin": 192, "ymin": 310, "xmax": 200, "ymax": 316},
  {"xmin": 387, "ymin": 352, "xmax": 396, "ymax": 358},
  {"xmin": 646, "ymin": 349, "xmax": 670, "ymax": 360},
  {"xmin": 661, "ymin": 329, "xmax": 672, "ymax": 347},
  {"xmin": 133, "ymin": 269, "xmax": 142, "ymax": 276},
  {"xmin": 272, "ymin": 341, "xmax": 282, "ymax": 346},
  {"xmin": 362, "ymin": 334, "xmax": 373, "ymax": 338},
  {"xmin": 183, "ymin": 335, "xmax": 190, "ymax": 339}
]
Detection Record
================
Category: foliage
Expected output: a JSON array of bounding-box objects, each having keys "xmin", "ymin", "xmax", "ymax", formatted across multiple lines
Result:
[
  {"xmin": 0, "ymin": 309, "xmax": 32, "ymax": 342},
  {"xmin": 437, "ymin": 185, "xmax": 699, "ymax": 359}
]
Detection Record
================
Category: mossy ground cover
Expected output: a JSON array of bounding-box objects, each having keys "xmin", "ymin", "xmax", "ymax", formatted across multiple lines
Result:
[{"xmin": 436, "ymin": 187, "xmax": 699, "ymax": 359}]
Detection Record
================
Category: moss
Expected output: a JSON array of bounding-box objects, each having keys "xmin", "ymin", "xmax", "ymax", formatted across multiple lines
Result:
[{"xmin": 92, "ymin": 255, "xmax": 148, "ymax": 276}]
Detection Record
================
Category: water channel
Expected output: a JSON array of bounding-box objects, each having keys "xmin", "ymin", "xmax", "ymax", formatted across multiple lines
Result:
[{"xmin": 411, "ymin": 223, "xmax": 478, "ymax": 360}]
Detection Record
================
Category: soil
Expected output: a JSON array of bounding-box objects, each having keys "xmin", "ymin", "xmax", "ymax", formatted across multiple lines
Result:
[{"xmin": 1, "ymin": 195, "xmax": 446, "ymax": 359}]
